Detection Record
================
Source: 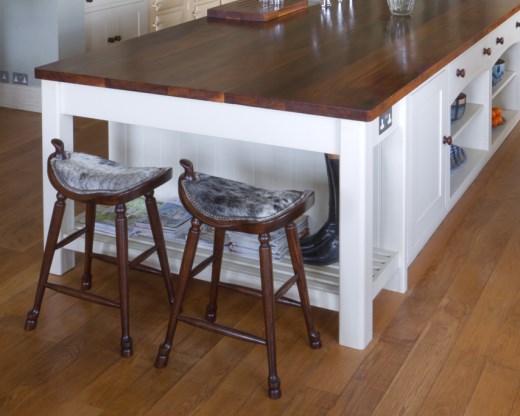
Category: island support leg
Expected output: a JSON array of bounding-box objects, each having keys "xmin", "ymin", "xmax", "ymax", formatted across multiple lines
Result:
[{"xmin": 338, "ymin": 119, "xmax": 373, "ymax": 349}]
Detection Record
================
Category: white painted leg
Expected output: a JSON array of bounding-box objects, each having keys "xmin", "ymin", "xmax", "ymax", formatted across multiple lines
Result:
[
  {"xmin": 338, "ymin": 119, "xmax": 373, "ymax": 349},
  {"xmin": 41, "ymin": 80, "xmax": 75, "ymax": 275},
  {"xmin": 385, "ymin": 100, "xmax": 408, "ymax": 294}
]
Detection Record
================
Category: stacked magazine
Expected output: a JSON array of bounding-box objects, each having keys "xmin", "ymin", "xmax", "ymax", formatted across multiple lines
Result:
[
  {"xmin": 94, "ymin": 198, "xmax": 309, "ymax": 261},
  {"xmin": 133, "ymin": 200, "xmax": 192, "ymax": 241},
  {"xmin": 227, "ymin": 215, "xmax": 309, "ymax": 260},
  {"xmin": 94, "ymin": 198, "xmax": 148, "ymax": 237}
]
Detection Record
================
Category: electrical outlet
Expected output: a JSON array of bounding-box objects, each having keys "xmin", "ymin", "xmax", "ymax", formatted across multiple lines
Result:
[
  {"xmin": 379, "ymin": 108, "xmax": 392, "ymax": 135},
  {"xmin": 12, "ymin": 72, "xmax": 29, "ymax": 86},
  {"xmin": 0, "ymin": 70, "xmax": 9, "ymax": 83}
]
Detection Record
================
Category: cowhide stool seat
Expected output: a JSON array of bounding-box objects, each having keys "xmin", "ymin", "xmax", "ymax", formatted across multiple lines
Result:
[
  {"xmin": 155, "ymin": 159, "xmax": 322, "ymax": 399},
  {"xmin": 25, "ymin": 139, "xmax": 175, "ymax": 357}
]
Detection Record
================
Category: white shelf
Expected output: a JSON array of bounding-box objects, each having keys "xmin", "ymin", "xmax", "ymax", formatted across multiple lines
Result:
[
  {"xmin": 450, "ymin": 146, "xmax": 487, "ymax": 199},
  {"xmin": 451, "ymin": 102, "xmax": 484, "ymax": 141},
  {"xmin": 63, "ymin": 222, "xmax": 398, "ymax": 312},
  {"xmin": 492, "ymin": 108, "xmax": 520, "ymax": 146},
  {"xmin": 492, "ymin": 70, "xmax": 517, "ymax": 99}
]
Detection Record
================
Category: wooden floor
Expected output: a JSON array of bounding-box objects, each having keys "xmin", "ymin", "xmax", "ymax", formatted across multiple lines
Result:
[{"xmin": 2, "ymin": 107, "xmax": 520, "ymax": 415}]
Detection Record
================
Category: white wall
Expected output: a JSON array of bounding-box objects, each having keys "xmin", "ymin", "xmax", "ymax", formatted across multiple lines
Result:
[{"xmin": 0, "ymin": 0, "xmax": 84, "ymax": 89}]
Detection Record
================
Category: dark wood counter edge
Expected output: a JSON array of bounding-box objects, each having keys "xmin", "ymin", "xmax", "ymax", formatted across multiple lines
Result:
[{"xmin": 34, "ymin": 6, "xmax": 520, "ymax": 123}]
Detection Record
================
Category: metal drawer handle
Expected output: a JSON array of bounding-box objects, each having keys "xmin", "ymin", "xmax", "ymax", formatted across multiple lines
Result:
[
  {"xmin": 483, "ymin": 47, "xmax": 491, "ymax": 56},
  {"xmin": 456, "ymin": 68, "xmax": 466, "ymax": 78},
  {"xmin": 496, "ymin": 37, "xmax": 505, "ymax": 45},
  {"xmin": 442, "ymin": 136, "xmax": 453, "ymax": 145}
]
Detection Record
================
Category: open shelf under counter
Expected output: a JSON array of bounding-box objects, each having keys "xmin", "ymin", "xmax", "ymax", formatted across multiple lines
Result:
[
  {"xmin": 451, "ymin": 102, "xmax": 484, "ymax": 140},
  {"xmin": 450, "ymin": 146, "xmax": 488, "ymax": 201},
  {"xmin": 492, "ymin": 108, "xmax": 520, "ymax": 146},
  {"xmin": 492, "ymin": 70, "xmax": 517, "ymax": 100},
  {"xmin": 63, "ymin": 222, "xmax": 398, "ymax": 312}
]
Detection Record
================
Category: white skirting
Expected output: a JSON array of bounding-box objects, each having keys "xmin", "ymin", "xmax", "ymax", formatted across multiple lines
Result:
[{"xmin": 0, "ymin": 83, "xmax": 42, "ymax": 113}]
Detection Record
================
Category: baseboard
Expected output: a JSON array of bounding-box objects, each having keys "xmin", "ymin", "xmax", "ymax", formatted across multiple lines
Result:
[{"xmin": 0, "ymin": 83, "xmax": 41, "ymax": 112}]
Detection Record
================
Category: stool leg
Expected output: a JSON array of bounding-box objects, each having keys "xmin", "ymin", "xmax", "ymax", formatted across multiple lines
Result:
[
  {"xmin": 144, "ymin": 192, "xmax": 174, "ymax": 304},
  {"xmin": 156, "ymin": 218, "xmax": 201, "ymax": 368},
  {"xmin": 25, "ymin": 193, "xmax": 67, "ymax": 330},
  {"xmin": 115, "ymin": 204, "xmax": 133, "ymax": 357},
  {"xmin": 258, "ymin": 233, "xmax": 281, "ymax": 400},
  {"xmin": 286, "ymin": 223, "xmax": 322, "ymax": 349},
  {"xmin": 81, "ymin": 203, "xmax": 96, "ymax": 290},
  {"xmin": 206, "ymin": 228, "xmax": 226, "ymax": 322}
]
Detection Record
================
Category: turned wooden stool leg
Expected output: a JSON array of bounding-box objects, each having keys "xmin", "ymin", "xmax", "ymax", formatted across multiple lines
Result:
[
  {"xmin": 258, "ymin": 233, "xmax": 281, "ymax": 400},
  {"xmin": 25, "ymin": 193, "xmax": 67, "ymax": 330},
  {"xmin": 115, "ymin": 204, "xmax": 133, "ymax": 357},
  {"xmin": 206, "ymin": 228, "xmax": 226, "ymax": 322},
  {"xmin": 156, "ymin": 218, "xmax": 201, "ymax": 368},
  {"xmin": 145, "ymin": 192, "xmax": 175, "ymax": 304},
  {"xmin": 286, "ymin": 223, "xmax": 322, "ymax": 349},
  {"xmin": 81, "ymin": 202, "xmax": 96, "ymax": 290}
]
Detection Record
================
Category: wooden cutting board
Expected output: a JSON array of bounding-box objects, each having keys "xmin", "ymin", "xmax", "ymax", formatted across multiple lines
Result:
[{"xmin": 207, "ymin": 0, "xmax": 308, "ymax": 22}]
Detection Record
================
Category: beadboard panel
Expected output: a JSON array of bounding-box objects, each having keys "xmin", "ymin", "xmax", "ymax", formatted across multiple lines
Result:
[{"xmin": 109, "ymin": 122, "xmax": 331, "ymax": 233}]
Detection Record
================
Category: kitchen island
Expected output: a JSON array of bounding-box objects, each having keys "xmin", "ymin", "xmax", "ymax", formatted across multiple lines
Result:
[{"xmin": 36, "ymin": 0, "xmax": 520, "ymax": 349}]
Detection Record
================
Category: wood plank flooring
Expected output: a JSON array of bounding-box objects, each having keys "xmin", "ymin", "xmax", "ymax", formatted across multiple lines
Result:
[{"xmin": 2, "ymin": 106, "xmax": 520, "ymax": 415}]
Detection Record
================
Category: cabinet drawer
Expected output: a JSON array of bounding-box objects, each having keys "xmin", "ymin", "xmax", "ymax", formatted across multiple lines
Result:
[
  {"xmin": 448, "ymin": 36, "xmax": 490, "ymax": 102},
  {"xmin": 150, "ymin": 7, "xmax": 187, "ymax": 31},
  {"xmin": 192, "ymin": 0, "xmax": 220, "ymax": 19},
  {"xmin": 489, "ymin": 13, "xmax": 520, "ymax": 62},
  {"xmin": 149, "ymin": 0, "xmax": 184, "ymax": 13}
]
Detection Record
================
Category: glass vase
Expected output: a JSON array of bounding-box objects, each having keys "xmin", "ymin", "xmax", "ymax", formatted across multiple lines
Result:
[{"xmin": 387, "ymin": 0, "xmax": 415, "ymax": 16}]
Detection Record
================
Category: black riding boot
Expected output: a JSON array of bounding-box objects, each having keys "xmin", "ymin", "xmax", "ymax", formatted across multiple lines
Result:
[{"xmin": 301, "ymin": 155, "xmax": 340, "ymax": 266}]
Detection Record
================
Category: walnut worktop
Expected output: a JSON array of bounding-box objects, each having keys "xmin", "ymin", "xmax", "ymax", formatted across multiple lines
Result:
[{"xmin": 36, "ymin": 0, "xmax": 520, "ymax": 121}]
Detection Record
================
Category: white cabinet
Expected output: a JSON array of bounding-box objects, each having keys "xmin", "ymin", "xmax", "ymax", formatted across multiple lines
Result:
[
  {"xmin": 191, "ymin": 0, "xmax": 220, "ymax": 20},
  {"xmin": 84, "ymin": 0, "xmax": 147, "ymax": 51},
  {"xmin": 407, "ymin": 70, "xmax": 449, "ymax": 263},
  {"xmin": 407, "ymin": 11, "xmax": 520, "ymax": 265},
  {"xmin": 149, "ymin": 0, "xmax": 189, "ymax": 31},
  {"xmin": 148, "ymin": 0, "xmax": 220, "ymax": 31}
]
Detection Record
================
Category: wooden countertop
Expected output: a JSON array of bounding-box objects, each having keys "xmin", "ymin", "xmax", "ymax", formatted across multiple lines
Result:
[{"xmin": 36, "ymin": 0, "xmax": 520, "ymax": 121}]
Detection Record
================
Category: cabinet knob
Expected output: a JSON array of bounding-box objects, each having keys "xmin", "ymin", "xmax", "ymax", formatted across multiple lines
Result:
[
  {"xmin": 483, "ymin": 47, "xmax": 491, "ymax": 56},
  {"xmin": 456, "ymin": 68, "xmax": 466, "ymax": 78},
  {"xmin": 496, "ymin": 37, "xmax": 505, "ymax": 45},
  {"xmin": 86, "ymin": 0, "xmax": 93, "ymax": 2},
  {"xmin": 442, "ymin": 136, "xmax": 453, "ymax": 145},
  {"xmin": 516, "ymin": 22, "xmax": 520, "ymax": 28},
  {"xmin": 107, "ymin": 36, "xmax": 122, "ymax": 43}
]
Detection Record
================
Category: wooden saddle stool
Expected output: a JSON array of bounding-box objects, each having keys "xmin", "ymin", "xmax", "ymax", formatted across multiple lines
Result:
[
  {"xmin": 155, "ymin": 159, "xmax": 322, "ymax": 399},
  {"xmin": 25, "ymin": 139, "xmax": 175, "ymax": 357}
]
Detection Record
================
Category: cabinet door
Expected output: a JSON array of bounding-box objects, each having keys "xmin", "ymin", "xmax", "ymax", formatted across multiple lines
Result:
[
  {"xmin": 407, "ymin": 70, "xmax": 449, "ymax": 263},
  {"xmin": 117, "ymin": 6, "xmax": 146, "ymax": 41},
  {"xmin": 85, "ymin": 3, "xmax": 146, "ymax": 51}
]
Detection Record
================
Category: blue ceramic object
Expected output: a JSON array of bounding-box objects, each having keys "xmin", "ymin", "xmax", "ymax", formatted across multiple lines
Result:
[
  {"xmin": 450, "ymin": 144, "xmax": 467, "ymax": 172},
  {"xmin": 450, "ymin": 93, "xmax": 466, "ymax": 122},
  {"xmin": 492, "ymin": 59, "xmax": 505, "ymax": 87}
]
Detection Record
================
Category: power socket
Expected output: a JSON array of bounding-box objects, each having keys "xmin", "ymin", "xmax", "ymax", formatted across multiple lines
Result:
[
  {"xmin": 0, "ymin": 70, "xmax": 9, "ymax": 83},
  {"xmin": 12, "ymin": 72, "xmax": 29, "ymax": 86},
  {"xmin": 379, "ymin": 108, "xmax": 392, "ymax": 135}
]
